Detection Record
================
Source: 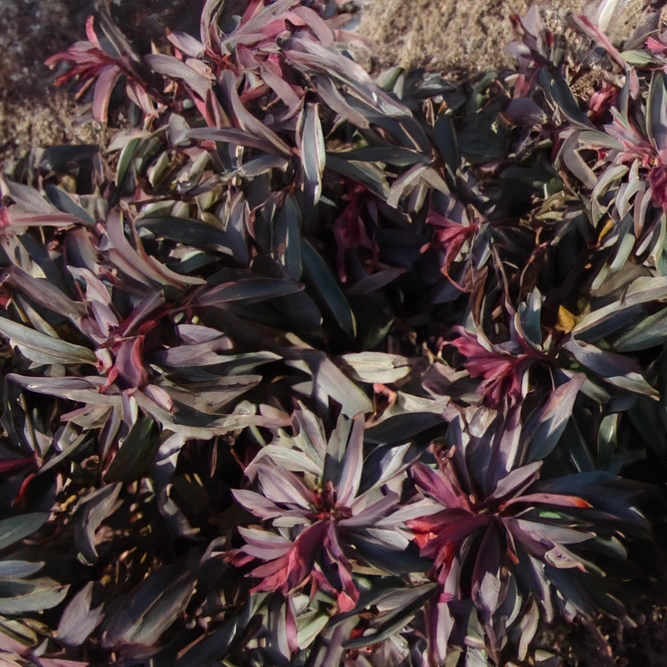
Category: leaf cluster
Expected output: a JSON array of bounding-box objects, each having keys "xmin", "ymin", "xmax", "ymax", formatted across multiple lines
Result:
[{"xmin": 0, "ymin": 1, "xmax": 665, "ymax": 666}]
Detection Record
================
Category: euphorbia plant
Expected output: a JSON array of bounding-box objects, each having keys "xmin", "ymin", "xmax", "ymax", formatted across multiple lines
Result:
[
  {"xmin": 0, "ymin": 0, "xmax": 663, "ymax": 665},
  {"xmin": 233, "ymin": 408, "xmax": 415, "ymax": 613}
]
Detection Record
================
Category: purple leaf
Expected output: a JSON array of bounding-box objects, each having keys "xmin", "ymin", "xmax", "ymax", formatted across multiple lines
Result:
[
  {"xmin": 292, "ymin": 6, "xmax": 334, "ymax": 45},
  {"xmin": 233, "ymin": 0, "xmax": 301, "ymax": 40},
  {"xmin": 488, "ymin": 462, "xmax": 542, "ymax": 503},
  {"xmin": 486, "ymin": 406, "xmax": 522, "ymax": 488},
  {"xmin": 112, "ymin": 336, "xmax": 150, "ymax": 389},
  {"xmin": 58, "ymin": 582, "xmax": 104, "ymax": 647},
  {"xmin": 237, "ymin": 527, "xmax": 292, "ymax": 559},
  {"xmin": 145, "ymin": 53, "xmax": 212, "ymax": 99},
  {"xmin": 311, "ymin": 74, "xmax": 370, "ymax": 128},
  {"xmin": 93, "ymin": 64, "xmax": 123, "ymax": 123},
  {"xmin": 200, "ymin": 0, "xmax": 224, "ymax": 55},
  {"xmin": 250, "ymin": 443, "xmax": 321, "ymax": 476},
  {"xmin": 286, "ymin": 38, "xmax": 410, "ymax": 118},
  {"xmin": 256, "ymin": 462, "xmax": 313, "ymax": 509},
  {"xmin": 561, "ymin": 132, "xmax": 598, "ymax": 189},
  {"xmin": 424, "ymin": 596, "xmax": 454, "ymax": 666},
  {"xmin": 648, "ymin": 70, "xmax": 667, "ymax": 151},
  {"xmin": 166, "ymin": 30, "xmax": 205, "ymax": 58},
  {"xmin": 233, "ymin": 490, "xmax": 289, "ymax": 520},
  {"xmin": 564, "ymin": 338, "xmax": 659, "ymax": 398},
  {"xmin": 471, "ymin": 523, "xmax": 503, "ymax": 618},
  {"xmin": 297, "ymin": 103, "xmax": 326, "ymax": 210},
  {"xmin": 260, "ymin": 63, "xmax": 302, "ymax": 114},
  {"xmin": 518, "ymin": 599, "xmax": 540, "ymax": 660},
  {"xmin": 573, "ymin": 15, "xmax": 628, "ymax": 70},
  {"xmin": 188, "ymin": 126, "xmax": 284, "ymax": 155},
  {"xmin": 193, "ymin": 277, "xmax": 303, "ymax": 306},
  {"xmin": 523, "ymin": 374, "xmax": 585, "ymax": 462},
  {"xmin": 4, "ymin": 266, "xmax": 85, "ymax": 325},
  {"xmin": 340, "ymin": 491, "xmax": 400, "ymax": 528},
  {"xmin": 411, "ymin": 462, "xmax": 470, "ymax": 511},
  {"xmin": 336, "ymin": 413, "xmax": 365, "ymax": 507},
  {"xmin": 219, "ymin": 70, "xmax": 292, "ymax": 158},
  {"xmin": 501, "ymin": 97, "xmax": 547, "ymax": 127}
]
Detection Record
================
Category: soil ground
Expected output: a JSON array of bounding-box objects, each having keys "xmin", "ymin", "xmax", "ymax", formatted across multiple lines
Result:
[
  {"xmin": 0, "ymin": 0, "xmax": 98, "ymax": 171},
  {"xmin": 0, "ymin": 0, "xmax": 651, "ymax": 172},
  {"xmin": 357, "ymin": 0, "xmax": 646, "ymax": 72},
  {"xmin": 0, "ymin": 0, "xmax": 196, "ymax": 172}
]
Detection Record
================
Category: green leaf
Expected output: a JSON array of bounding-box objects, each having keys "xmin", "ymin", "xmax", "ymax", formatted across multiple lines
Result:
[
  {"xmin": 0, "ymin": 318, "xmax": 96, "ymax": 366},
  {"xmin": 365, "ymin": 412, "xmax": 445, "ymax": 445},
  {"xmin": 302, "ymin": 239, "xmax": 356, "ymax": 338},
  {"xmin": 115, "ymin": 136, "xmax": 142, "ymax": 187},
  {"xmin": 564, "ymin": 338, "xmax": 659, "ymax": 398},
  {"xmin": 343, "ymin": 584, "xmax": 436, "ymax": 649},
  {"xmin": 326, "ymin": 155, "xmax": 390, "ymax": 199},
  {"xmin": 614, "ymin": 307, "xmax": 667, "ymax": 352},
  {"xmin": 195, "ymin": 277, "xmax": 303, "ymax": 307},
  {"xmin": 0, "ymin": 514, "xmax": 48, "ymax": 551},
  {"xmin": 44, "ymin": 186, "xmax": 95, "ymax": 226},
  {"xmin": 648, "ymin": 70, "xmax": 667, "ymax": 151},
  {"xmin": 573, "ymin": 302, "xmax": 644, "ymax": 343},
  {"xmin": 597, "ymin": 413, "xmax": 618, "ymax": 470},
  {"xmin": 299, "ymin": 103, "xmax": 326, "ymax": 209},
  {"xmin": 176, "ymin": 594, "xmax": 267, "ymax": 666},
  {"xmin": 138, "ymin": 216, "xmax": 249, "ymax": 265},
  {"xmin": 333, "ymin": 146, "xmax": 428, "ymax": 167},
  {"xmin": 621, "ymin": 50, "xmax": 661, "ymax": 67},
  {"xmin": 286, "ymin": 354, "xmax": 372, "ymax": 417},
  {"xmin": 629, "ymin": 397, "xmax": 667, "ymax": 457},
  {"xmin": 340, "ymin": 352, "xmax": 412, "ymax": 384},
  {"xmin": 0, "ymin": 579, "xmax": 69, "ymax": 614},
  {"xmin": 296, "ymin": 612, "xmax": 329, "ymax": 649},
  {"xmin": 434, "ymin": 114, "xmax": 459, "ymax": 175},
  {"xmin": 623, "ymin": 276, "xmax": 667, "ymax": 305},
  {"xmin": 75, "ymin": 483, "xmax": 123, "ymax": 563},
  {"xmin": 273, "ymin": 195, "xmax": 302, "ymax": 281},
  {"xmin": 0, "ymin": 561, "xmax": 43, "ymax": 578},
  {"xmin": 539, "ymin": 69, "xmax": 593, "ymax": 128},
  {"xmin": 102, "ymin": 559, "xmax": 196, "ymax": 648},
  {"xmin": 104, "ymin": 416, "xmax": 160, "ymax": 483}
]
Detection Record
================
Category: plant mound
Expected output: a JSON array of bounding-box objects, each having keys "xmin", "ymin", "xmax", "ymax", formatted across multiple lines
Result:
[{"xmin": 0, "ymin": 1, "xmax": 666, "ymax": 665}]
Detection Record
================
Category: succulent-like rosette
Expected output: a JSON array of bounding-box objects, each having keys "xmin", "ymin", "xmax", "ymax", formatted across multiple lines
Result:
[
  {"xmin": 234, "ymin": 409, "xmax": 413, "ymax": 612},
  {"xmin": 405, "ymin": 409, "xmax": 648, "ymax": 662}
]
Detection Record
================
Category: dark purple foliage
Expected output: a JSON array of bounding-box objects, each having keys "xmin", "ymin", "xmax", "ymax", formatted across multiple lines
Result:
[{"xmin": 0, "ymin": 1, "xmax": 664, "ymax": 666}]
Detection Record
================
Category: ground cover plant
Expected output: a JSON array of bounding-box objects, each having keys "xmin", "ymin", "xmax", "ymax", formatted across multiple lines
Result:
[{"xmin": 1, "ymin": 0, "xmax": 667, "ymax": 664}]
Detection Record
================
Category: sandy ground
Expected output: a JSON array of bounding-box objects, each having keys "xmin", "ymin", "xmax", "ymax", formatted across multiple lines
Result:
[
  {"xmin": 0, "ymin": 0, "xmax": 98, "ymax": 170},
  {"xmin": 0, "ymin": 0, "xmax": 195, "ymax": 171},
  {"xmin": 0, "ymin": 0, "xmax": 651, "ymax": 169},
  {"xmin": 357, "ymin": 0, "xmax": 647, "ymax": 72}
]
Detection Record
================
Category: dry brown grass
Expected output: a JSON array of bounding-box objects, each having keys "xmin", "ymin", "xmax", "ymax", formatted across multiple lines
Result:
[
  {"xmin": 0, "ymin": 0, "xmax": 653, "ymax": 172},
  {"xmin": 0, "ymin": 0, "xmax": 196, "ymax": 172},
  {"xmin": 357, "ymin": 0, "xmax": 647, "ymax": 73}
]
